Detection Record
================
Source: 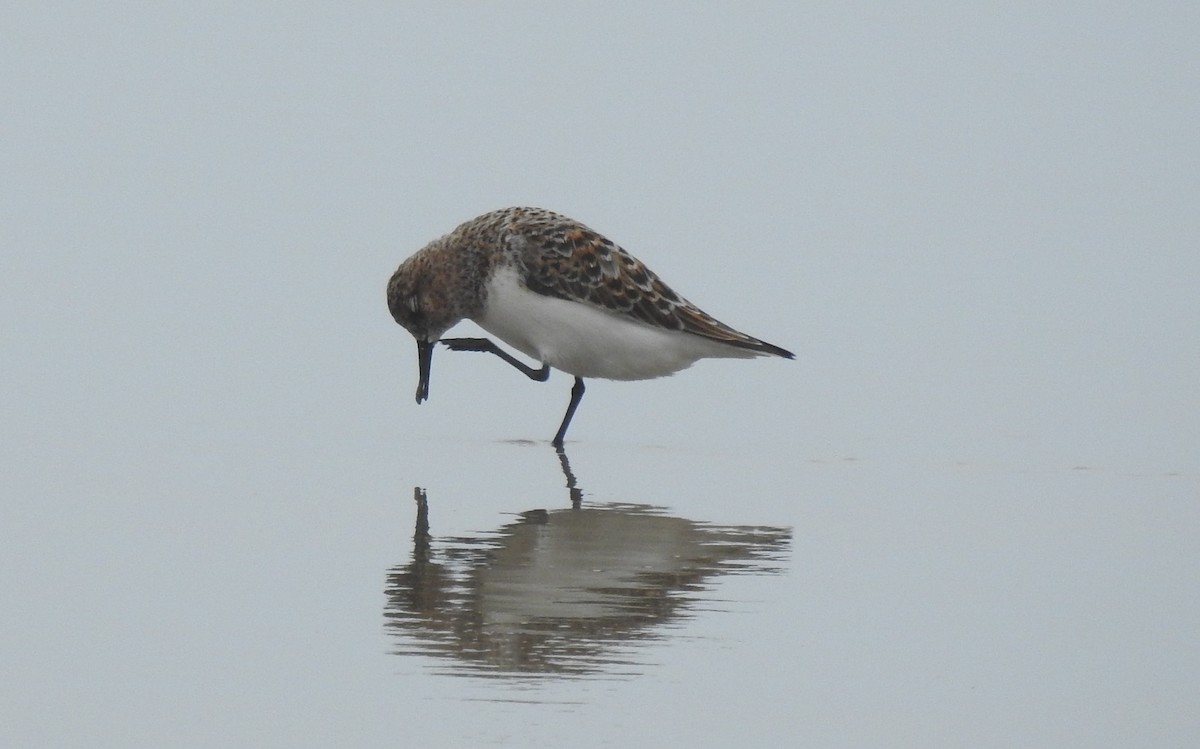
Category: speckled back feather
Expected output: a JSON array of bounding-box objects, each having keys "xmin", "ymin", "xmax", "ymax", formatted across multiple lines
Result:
[{"xmin": 476, "ymin": 207, "xmax": 792, "ymax": 358}]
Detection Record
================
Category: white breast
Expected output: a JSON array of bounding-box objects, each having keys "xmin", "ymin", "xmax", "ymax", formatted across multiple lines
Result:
[{"xmin": 473, "ymin": 265, "xmax": 757, "ymax": 381}]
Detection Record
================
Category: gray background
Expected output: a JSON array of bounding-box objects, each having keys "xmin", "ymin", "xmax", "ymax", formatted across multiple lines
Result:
[{"xmin": 3, "ymin": 3, "xmax": 1197, "ymax": 747}]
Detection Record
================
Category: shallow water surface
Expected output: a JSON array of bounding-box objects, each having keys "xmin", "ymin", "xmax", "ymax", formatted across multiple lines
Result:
[{"xmin": 3, "ymin": 418, "xmax": 1195, "ymax": 748}]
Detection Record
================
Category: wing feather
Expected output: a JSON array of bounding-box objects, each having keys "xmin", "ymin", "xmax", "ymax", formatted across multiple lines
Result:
[{"xmin": 497, "ymin": 208, "xmax": 790, "ymax": 357}]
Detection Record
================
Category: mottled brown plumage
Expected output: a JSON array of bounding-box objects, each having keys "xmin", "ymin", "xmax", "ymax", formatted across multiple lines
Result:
[
  {"xmin": 387, "ymin": 207, "xmax": 793, "ymax": 444},
  {"xmin": 494, "ymin": 208, "xmax": 792, "ymax": 356}
]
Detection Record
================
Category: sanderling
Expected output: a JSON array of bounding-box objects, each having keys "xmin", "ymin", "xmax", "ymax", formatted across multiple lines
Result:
[{"xmin": 387, "ymin": 207, "xmax": 794, "ymax": 445}]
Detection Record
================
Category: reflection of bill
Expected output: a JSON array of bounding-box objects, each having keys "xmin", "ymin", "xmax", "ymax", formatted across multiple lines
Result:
[{"xmin": 384, "ymin": 446, "xmax": 791, "ymax": 676}]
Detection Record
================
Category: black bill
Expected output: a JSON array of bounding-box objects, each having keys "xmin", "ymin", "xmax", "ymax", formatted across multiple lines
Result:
[{"xmin": 415, "ymin": 339, "xmax": 433, "ymax": 403}]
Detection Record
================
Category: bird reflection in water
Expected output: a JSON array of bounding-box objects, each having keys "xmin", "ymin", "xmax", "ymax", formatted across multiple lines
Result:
[{"xmin": 384, "ymin": 446, "xmax": 791, "ymax": 677}]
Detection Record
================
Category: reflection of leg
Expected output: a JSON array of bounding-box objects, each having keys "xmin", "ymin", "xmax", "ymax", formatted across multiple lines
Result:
[
  {"xmin": 552, "ymin": 377, "xmax": 586, "ymax": 447},
  {"xmin": 555, "ymin": 443, "xmax": 583, "ymax": 509},
  {"xmin": 440, "ymin": 338, "xmax": 550, "ymax": 381},
  {"xmin": 412, "ymin": 487, "xmax": 430, "ymax": 560},
  {"xmin": 415, "ymin": 489, "xmax": 429, "ymax": 547}
]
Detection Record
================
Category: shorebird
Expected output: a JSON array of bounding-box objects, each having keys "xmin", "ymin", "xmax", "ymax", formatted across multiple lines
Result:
[{"xmin": 387, "ymin": 207, "xmax": 793, "ymax": 445}]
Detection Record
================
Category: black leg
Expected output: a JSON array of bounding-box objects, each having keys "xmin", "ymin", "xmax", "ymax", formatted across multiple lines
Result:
[
  {"xmin": 440, "ymin": 337, "xmax": 583, "ymax": 445},
  {"xmin": 552, "ymin": 377, "xmax": 585, "ymax": 447},
  {"xmin": 439, "ymin": 337, "xmax": 549, "ymax": 381}
]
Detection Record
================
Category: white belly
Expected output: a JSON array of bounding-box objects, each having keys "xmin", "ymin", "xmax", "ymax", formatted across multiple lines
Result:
[{"xmin": 474, "ymin": 266, "xmax": 755, "ymax": 381}]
